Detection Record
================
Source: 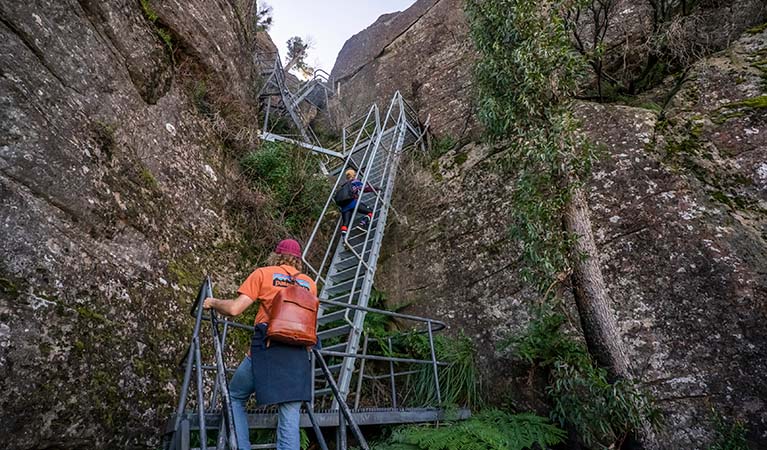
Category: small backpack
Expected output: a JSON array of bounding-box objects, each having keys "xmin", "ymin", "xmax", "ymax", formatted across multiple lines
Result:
[
  {"xmin": 267, "ymin": 270, "xmax": 318, "ymax": 346},
  {"xmin": 333, "ymin": 181, "xmax": 354, "ymax": 206}
]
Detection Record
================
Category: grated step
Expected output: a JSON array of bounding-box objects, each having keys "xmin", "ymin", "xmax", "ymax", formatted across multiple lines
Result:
[
  {"xmin": 314, "ymin": 363, "xmax": 342, "ymax": 376},
  {"xmin": 325, "ymin": 278, "xmax": 361, "ymax": 296},
  {"xmin": 335, "ymin": 251, "xmax": 372, "ymax": 271},
  {"xmin": 318, "ymin": 309, "xmax": 347, "ymax": 325},
  {"xmin": 318, "ymin": 324, "xmax": 351, "ymax": 340}
]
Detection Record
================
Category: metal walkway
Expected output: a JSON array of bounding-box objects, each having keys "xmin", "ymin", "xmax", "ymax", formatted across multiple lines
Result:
[{"xmin": 256, "ymin": 51, "xmax": 333, "ymax": 151}]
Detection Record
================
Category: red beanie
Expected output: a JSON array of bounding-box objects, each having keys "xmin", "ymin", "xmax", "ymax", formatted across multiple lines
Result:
[{"xmin": 275, "ymin": 239, "xmax": 302, "ymax": 258}]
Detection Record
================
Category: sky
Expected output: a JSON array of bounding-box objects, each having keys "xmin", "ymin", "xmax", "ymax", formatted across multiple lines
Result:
[{"xmin": 266, "ymin": 0, "xmax": 418, "ymax": 76}]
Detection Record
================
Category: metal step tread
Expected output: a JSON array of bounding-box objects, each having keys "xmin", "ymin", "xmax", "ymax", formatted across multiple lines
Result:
[{"xmin": 317, "ymin": 324, "xmax": 351, "ymax": 340}]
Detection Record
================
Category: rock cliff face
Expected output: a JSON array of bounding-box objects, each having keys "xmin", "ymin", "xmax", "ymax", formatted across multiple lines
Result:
[
  {"xmin": 0, "ymin": 1, "xmax": 275, "ymax": 448},
  {"xmin": 335, "ymin": 1, "xmax": 767, "ymax": 448},
  {"xmin": 330, "ymin": 0, "xmax": 477, "ymax": 139}
]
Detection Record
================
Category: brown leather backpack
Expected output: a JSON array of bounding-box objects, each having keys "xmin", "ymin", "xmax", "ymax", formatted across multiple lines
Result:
[{"xmin": 266, "ymin": 270, "xmax": 318, "ymax": 346}]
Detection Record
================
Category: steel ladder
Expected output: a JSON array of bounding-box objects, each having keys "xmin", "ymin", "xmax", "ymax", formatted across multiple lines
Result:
[{"xmin": 302, "ymin": 91, "xmax": 425, "ymax": 407}]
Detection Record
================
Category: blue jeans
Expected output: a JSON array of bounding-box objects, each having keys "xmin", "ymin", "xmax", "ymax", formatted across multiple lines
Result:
[{"xmin": 229, "ymin": 356, "xmax": 302, "ymax": 450}]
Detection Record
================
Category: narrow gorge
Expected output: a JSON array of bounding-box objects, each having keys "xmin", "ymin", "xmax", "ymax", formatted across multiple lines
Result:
[{"xmin": 1, "ymin": 0, "xmax": 766, "ymax": 449}]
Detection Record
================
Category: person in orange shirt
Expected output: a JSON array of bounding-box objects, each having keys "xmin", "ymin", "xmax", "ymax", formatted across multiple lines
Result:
[{"xmin": 203, "ymin": 239, "xmax": 316, "ymax": 450}]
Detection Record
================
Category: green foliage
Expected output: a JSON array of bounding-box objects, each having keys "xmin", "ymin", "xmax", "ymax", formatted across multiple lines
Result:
[
  {"xmin": 507, "ymin": 311, "xmax": 660, "ymax": 449},
  {"xmin": 0, "ymin": 277, "xmax": 20, "ymax": 298},
  {"xmin": 139, "ymin": 0, "xmax": 158, "ymax": 22},
  {"xmin": 507, "ymin": 311, "xmax": 590, "ymax": 368},
  {"xmin": 709, "ymin": 410, "xmax": 749, "ymax": 450},
  {"xmin": 428, "ymin": 135, "xmax": 457, "ymax": 160},
  {"xmin": 92, "ymin": 120, "xmax": 117, "ymax": 160},
  {"xmin": 372, "ymin": 410, "xmax": 565, "ymax": 450},
  {"xmin": 286, "ymin": 36, "xmax": 312, "ymax": 75},
  {"xmin": 192, "ymin": 80, "xmax": 213, "ymax": 116},
  {"xmin": 139, "ymin": 0, "xmax": 175, "ymax": 63},
  {"xmin": 466, "ymin": 0, "xmax": 585, "ymax": 135},
  {"xmin": 363, "ymin": 289, "xmax": 406, "ymax": 340},
  {"xmin": 402, "ymin": 333, "xmax": 481, "ymax": 409},
  {"xmin": 466, "ymin": 0, "xmax": 595, "ymax": 295},
  {"xmin": 746, "ymin": 22, "xmax": 767, "ymax": 34},
  {"xmin": 548, "ymin": 362, "xmax": 658, "ymax": 448},
  {"xmin": 139, "ymin": 166, "xmax": 158, "ymax": 189},
  {"xmin": 728, "ymin": 95, "xmax": 767, "ymax": 110},
  {"xmin": 356, "ymin": 291, "xmax": 480, "ymax": 408},
  {"xmin": 240, "ymin": 141, "xmax": 328, "ymax": 236}
]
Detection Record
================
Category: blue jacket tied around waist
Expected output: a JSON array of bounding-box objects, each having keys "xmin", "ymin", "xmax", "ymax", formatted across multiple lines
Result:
[{"xmin": 250, "ymin": 323, "xmax": 312, "ymax": 406}]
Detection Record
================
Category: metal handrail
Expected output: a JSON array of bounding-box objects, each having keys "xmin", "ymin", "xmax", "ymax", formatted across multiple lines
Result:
[
  {"xmin": 301, "ymin": 103, "xmax": 380, "ymax": 279},
  {"xmin": 297, "ymin": 91, "xmax": 425, "ymax": 407},
  {"xmin": 304, "ymin": 91, "xmax": 414, "ymax": 274}
]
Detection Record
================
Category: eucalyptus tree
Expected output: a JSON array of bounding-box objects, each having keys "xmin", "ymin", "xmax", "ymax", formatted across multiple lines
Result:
[{"xmin": 465, "ymin": 0, "xmax": 630, "ymax": 381}]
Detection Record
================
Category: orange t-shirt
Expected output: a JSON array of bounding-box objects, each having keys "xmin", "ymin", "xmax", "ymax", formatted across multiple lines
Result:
[{"xmin": 237, "ymin": 265, "xmax": 317, "ymax": 325}]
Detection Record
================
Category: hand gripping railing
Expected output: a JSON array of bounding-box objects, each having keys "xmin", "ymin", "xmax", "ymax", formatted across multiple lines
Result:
[{"xmin": 165, "ymin": 278, "xmax": 337, "ymax": 450}]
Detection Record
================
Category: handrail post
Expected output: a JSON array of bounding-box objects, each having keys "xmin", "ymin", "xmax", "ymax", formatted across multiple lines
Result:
[
  {"xmin": 207, "ymin": 280, "xmax": 238, "ymax": 450},
  {"xmin": 427, "ymin": 321, "xmax": 442, "ymax": 406},
  {"xmin": 353, "ymin": 334, "xmax": 369, "ymax": 410},
  {"xmin": 169, "ymin": 281, "xmax": 211, "ymax": 450},
  {"xmin": 305, "ymin": 403, "xmax": 329, "ymax": 450},
  {"xmin": 193, "ymin": 337, "xmax": 207, "ymax": 449},
  {"xmin": 338, "ymin": 409, "xmax": 347, "ymax": 450},
  {"xmin": 388, "ymin": 337, "xmax": 397, "ymax": 408},
  {"xmin": 313, "ymin": 348, "xmax": 369, "ymax": 450}
]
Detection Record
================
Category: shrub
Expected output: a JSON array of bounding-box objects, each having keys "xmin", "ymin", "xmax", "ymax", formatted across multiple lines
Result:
[
  {"xmin": 507, "ymin": 311, "xmax": 660, "ymax": 449},
  {"xmin": 709, "ymin": 409, "xmax": 749, "ymax": 450},
  {"xmin": 240, "ymin": 141, "xmax": 328, "ymax": 236}
]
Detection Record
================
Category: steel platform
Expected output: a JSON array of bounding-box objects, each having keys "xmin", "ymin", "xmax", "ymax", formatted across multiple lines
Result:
[{"xmin": 166, "ymin": 407, "xmax": 471, "ymax": 431}]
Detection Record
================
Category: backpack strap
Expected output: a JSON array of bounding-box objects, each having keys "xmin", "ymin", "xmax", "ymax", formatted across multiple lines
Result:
[{"xmin": 279, "ymin": 265, "xmax": 303, "ymax": 284}]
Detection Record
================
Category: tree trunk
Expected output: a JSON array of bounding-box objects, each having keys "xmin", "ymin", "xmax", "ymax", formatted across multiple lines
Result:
[
  {"xmin": 563, "ymin": 184, "xmax": 631, "ymax": 380},
  {"xmin": 283, "ymin": 56, "xmax": 299, "ymax": 73},
  {"xmin": 564, "ymin": 184, "xmax": 661, "ymax": 450}
]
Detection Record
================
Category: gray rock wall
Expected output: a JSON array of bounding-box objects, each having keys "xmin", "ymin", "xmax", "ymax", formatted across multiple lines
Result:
[
  {"xmin": 330, "ymin": 0, "xmax": 477, "ymax": 139},
  {"xmin": 336, "ymin": 2, "xmax": 767, "ymax": 448},
  {"xmin": 0, "ymin": 1, "xmax": 274, "ymax": 448}
]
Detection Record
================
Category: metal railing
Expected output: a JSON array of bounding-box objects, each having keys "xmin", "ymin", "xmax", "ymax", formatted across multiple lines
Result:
[
  {"xmin": 256, "ymin": 51, "xmax": 324, "ymax": 148},
  {"xmin": 297, "ymin": 91, "xmax": 428, "ymax": 410},
  {"xmin": 164, "ymin": 278, "xmax": 366, "ymax": 450},
  {"xmin": 163, "ymin": 277, "xmax": 451, "ymax": 450}
]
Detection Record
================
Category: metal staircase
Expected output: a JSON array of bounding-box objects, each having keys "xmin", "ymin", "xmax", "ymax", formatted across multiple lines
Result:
[
  {"xmin": 302, "ymin": 91, "xmax": 426, "ymax": 407},
  {"xmin": 256, "ymin": 52, "xmax": 332, "ymax": 149}
]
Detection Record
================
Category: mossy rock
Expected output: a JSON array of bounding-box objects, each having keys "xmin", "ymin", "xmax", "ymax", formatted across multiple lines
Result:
[
  {"xmin": 0, "ymin": 277, "xmax": 20, "ymax": 298},
  {"xmin": 453, "ymin": 152, "xmax": 469, "ymax": 166},
  {"xmin": 746, "ymin": 22, "xmax": 767, "ymax": 34}
]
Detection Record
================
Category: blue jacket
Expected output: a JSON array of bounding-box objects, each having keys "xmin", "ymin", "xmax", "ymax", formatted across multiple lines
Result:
[
  {"xmin": 250, "ymin": 323, "xmax": 312, "ymax": 405},
  {"xmin": 340, "ymin": 179, "xmax": 374, "ymax": 212}
]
